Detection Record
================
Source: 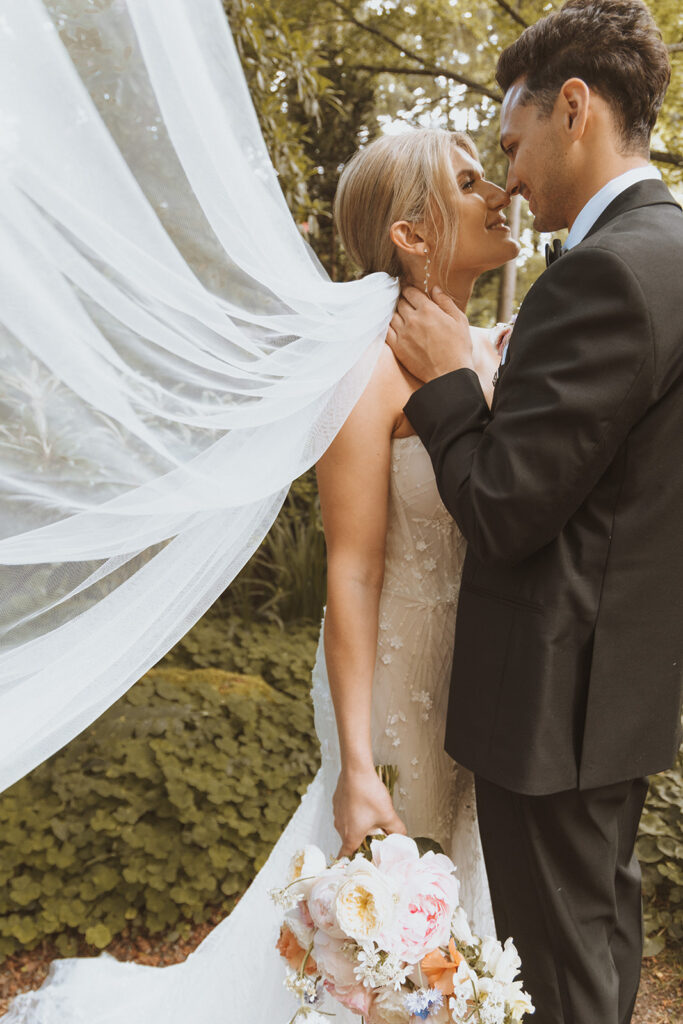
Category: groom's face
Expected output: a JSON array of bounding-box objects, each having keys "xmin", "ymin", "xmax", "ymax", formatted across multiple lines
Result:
[{"xmin": 500, "ymin": 79, "xmax": 570, "ymax": 233}]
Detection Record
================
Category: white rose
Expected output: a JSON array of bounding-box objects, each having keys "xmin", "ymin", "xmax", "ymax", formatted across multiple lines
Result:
[
  {"xmin": 284, "ymin": 902, "xmax": 315, "ymax": 949},
  {"xmin": 313, "ymin": 930, "xmax": 357, "ymax": 988},
  {"xmin": 367, "ymin": 986, "xmax": 410, "ymax": 1024},
  {"xmin": 335, "ymin": 859, "xmax": 399, "ymax": 944},
  {"xmin": 308, "ymin": 864, "xmax": 347, "ymax": 938},
  {"xmin": 287, "ymin": 845, "xmax": 328, "ymax": 899},
  {"xmin": 370, "ymin": 832, "xmax": 420, "ymax": 871}
]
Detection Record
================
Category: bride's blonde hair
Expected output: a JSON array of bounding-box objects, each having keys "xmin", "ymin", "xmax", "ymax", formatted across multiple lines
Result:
[{"xmin": 334, "ymin": 128, "xmax": 478, "ymax": 286}]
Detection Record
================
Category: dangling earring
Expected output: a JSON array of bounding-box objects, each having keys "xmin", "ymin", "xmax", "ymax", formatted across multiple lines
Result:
[{"xmin": 423, "ymin": 247, "xmax": 431, "ymax": 294}]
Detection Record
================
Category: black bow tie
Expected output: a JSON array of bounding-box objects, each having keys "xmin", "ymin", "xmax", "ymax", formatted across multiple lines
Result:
[{"xmin": 545, "ymin": 238, "xmax": 563, "ymax": 267}]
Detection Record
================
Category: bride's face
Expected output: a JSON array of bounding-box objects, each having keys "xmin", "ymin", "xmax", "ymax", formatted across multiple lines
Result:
[{"xmin": 441, "ymin": 147, "xmax": 520, "ymax": 286}]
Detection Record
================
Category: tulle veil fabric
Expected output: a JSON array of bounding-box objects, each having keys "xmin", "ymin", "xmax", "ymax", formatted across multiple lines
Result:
[{"xmin": 0, "ymin": 0, "xmax": 398, "ymax": 793}]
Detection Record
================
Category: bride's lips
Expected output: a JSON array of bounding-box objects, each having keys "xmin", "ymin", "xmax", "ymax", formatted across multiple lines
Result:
[{"xmin": 486, "ymin": 218, "xmax": 510, "ymax": 232}]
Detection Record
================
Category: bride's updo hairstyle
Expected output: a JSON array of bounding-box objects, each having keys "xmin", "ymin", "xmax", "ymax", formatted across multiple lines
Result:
[{"xmin": 334, "ymin": 128, "xmax": 477, "ymax": 286}]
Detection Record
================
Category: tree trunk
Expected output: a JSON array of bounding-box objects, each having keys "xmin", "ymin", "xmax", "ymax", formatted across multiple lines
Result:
[{"xmin": 496, "ymin": 194, "xmax": 522, "ymax": 323}]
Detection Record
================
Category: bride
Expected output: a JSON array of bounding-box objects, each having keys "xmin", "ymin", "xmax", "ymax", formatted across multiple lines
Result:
[{"xmin": 3, "ymin": 128, "xmax": 519, "ymax": 1023}]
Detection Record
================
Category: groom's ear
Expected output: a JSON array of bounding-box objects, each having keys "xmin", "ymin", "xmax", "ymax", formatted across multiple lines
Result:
[
  {"xmin": 557, "ymin": 78, "xmax": 590, "ymax": 141},
  {"xmin": 389, "ymin": 221, "xmax": 429, "ymax": 257}
]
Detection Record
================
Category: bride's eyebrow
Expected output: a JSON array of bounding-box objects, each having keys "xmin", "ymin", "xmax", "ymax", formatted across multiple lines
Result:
[{"xmin": 458, "ymin": 166, "xmax": 483, "ymax": 180}]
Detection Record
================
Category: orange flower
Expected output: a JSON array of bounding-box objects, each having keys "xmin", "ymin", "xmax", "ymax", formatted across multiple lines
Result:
[
  {"xmin": 420, "ymin": 938, "xmax": 464, "ymax": 995},
  {"xmin": 275, "ymin": 924, "xmax": 318, "ymax": 975}
]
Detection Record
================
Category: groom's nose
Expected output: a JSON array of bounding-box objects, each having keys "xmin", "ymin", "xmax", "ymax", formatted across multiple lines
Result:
[{"xmin": 505, "ymin": 163, "xmax": 522, "ymax": 196}]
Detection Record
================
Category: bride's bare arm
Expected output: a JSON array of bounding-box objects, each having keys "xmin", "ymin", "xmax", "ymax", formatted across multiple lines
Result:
[{"xmin": 316, "ymin": 345, "xmax": 409, "ymax": 856}]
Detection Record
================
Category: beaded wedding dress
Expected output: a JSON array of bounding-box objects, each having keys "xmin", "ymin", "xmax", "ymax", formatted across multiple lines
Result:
[{"xmin": 3, "ymin": 434, "xmax": 494, "ymax": 1024}]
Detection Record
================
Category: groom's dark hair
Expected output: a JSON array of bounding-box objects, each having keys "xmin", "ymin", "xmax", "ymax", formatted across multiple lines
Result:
[{"xmin": 496, "ymin": 0, "xmax": 670, "ymax": 154}]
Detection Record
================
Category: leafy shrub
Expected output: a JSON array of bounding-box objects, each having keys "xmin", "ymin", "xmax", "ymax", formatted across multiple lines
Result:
[
  {"xmin": 216, "ymin": 470, "xmax": 327, "ymax": 626},
  {"xmin": 165, "ymin": 614, "xmax": 321, "ymax": 700},
  {"xmin": 638, "ymin": 747, "xmax": 683, "ymax": 954},
  {"xmin": 0, "ymin": 661, "xmax": 320, "ymax": 959}
]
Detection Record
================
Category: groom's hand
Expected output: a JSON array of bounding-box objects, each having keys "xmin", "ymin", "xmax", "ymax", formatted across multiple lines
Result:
[{"xmin": 386, "ymin": 285, "xmax": 474, "ymax": 382}]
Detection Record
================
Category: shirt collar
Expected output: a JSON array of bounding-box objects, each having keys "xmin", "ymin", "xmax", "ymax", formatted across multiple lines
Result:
[{"xmin": 564, "ymin": 165, "xmax": 662, "ymax": 251}]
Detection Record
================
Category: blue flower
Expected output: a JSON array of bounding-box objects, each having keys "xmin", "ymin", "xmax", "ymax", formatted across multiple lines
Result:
[{"xmin": 404, "ymin": 987, "xmax": 444, "ymax": 1018}]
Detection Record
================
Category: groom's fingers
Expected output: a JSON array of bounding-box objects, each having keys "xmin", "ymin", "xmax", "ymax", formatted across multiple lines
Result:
[
  {"xmin": 396, "ymin": 296, "xmax": 415, "ymax": 319},
  {"xmin": 401, "ymin": 285, "xmax": 427, "ymax": 309},
  {"xmin": 432, "ymin": 286, "xmax": 464, "ymax": 321}
]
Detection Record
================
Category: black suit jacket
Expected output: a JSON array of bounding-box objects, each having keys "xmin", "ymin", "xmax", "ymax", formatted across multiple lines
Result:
[{"xmin": 405, "ymin": 179, "xmax": 683, "ymax": 795}]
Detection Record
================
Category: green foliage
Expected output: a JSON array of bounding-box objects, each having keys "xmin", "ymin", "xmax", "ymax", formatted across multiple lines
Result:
[
  {"xmin": 215, "ymin": 470, "xmax": 327, "ymax": 627},
  {"xmin": 165, "ymin": 612, "xmax": 321, "ymax": 701},
  {"xmin": 0, "ymin": 626, "xmax": 320, "ymax": 960},
  {"xmin": 224, "ymin": 0, "xmax": 340, "ymax": 224},
  {"xmin": 638, "ymin": 748, "xmax": 683, "ymax": 954}
]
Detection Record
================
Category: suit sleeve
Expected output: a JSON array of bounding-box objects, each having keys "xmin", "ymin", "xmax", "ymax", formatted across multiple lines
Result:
[{"xmin": 404, "ymin": 246, "xmax": 655, "ymax": 566}]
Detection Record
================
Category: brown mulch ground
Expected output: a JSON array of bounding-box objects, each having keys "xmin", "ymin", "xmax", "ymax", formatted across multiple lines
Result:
[{"xmin": 1, "ymin": 918, "xmax": 681, "ymax": 1021}]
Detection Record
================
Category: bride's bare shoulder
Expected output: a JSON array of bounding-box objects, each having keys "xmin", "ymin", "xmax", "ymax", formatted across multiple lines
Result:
[
  {"xmin": 323, "ymin": 343, "xmax": 416, "ymax": 451},
  {"xmin": 364, "ymin": 344, "xmax": 419, "ymax": 430},
  {"xmin": 372, "ymin": 341, "xmax": 416, "ymax": 389}
]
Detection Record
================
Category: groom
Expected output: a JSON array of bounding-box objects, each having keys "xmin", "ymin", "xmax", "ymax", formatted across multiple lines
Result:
[{"xmin": 387, "ymin": 1, "xmax": 683, "ymax": 1022}]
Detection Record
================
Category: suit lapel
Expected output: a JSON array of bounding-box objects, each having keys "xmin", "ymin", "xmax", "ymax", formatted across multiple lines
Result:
[{"xmin": 582, "ymin": 178, "xmax": 681, "ymax": 243}]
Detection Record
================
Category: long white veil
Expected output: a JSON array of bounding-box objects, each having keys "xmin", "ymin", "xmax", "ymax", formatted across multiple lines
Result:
[{"xmin": 0, "ymin": 0, "xmax": 397, "ymax": 792}]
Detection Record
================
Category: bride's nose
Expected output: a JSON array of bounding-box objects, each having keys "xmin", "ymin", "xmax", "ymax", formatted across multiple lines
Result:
[{"xmin": 488, "ymin": 183, "xmax": 511, "ymax": 210}]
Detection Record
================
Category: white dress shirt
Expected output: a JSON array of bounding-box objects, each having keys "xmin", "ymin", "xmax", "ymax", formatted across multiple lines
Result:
[{"xmin": 564, "ymin": 165, "xmax": 662, "ymax": 251}]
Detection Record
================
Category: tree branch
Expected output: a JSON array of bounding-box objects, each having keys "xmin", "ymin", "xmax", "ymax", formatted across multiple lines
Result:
[
  {"xmin": 327, "ymin": 1, "xmax": 683, "ymax": 166},
  {"xmin": 492, "ymin": 0, "xmax": 528, "ymax": 29},
  {"xmin": 339, "ymin": 63, "xmax": 502, "ymax": 102},
  {"xmin": 328, "ymin": 0, "xmax": 429, "ymax": 67},
  {"xmin": 327, "ymin": 2, "xmax": 501, "ymax": 102},
  {"xmin": 651, "ymin": 149, "xmax": 683, "ymax": 168}
]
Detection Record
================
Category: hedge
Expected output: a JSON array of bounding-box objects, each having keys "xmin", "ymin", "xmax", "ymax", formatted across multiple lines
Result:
[
  {"xmin": 637, "ymin": 746, "xmax": 683, "ymax": 954},
  {"xmin": 164, "ymin": 615, "xmax": 321, "ymax": 700},
  {"xmin": 0, "ymin": 656, "xmax": 320, "ymax": 958}
]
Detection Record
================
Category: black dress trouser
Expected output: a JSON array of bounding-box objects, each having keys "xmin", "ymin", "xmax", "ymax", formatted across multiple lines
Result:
[{"xmin": 475, "ymin": 775, "xmax": 649, "ymax": 1024}]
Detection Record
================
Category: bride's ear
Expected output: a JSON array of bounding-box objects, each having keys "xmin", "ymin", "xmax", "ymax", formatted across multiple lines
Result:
[{"xmin": 389, "ymin": 220, "xmax": 429, "ymax": 258}]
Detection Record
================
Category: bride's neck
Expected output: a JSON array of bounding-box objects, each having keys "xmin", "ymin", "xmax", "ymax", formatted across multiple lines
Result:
[{"xmin": 403, "ymin": 269, "xmax": 476, "ymax": 314}]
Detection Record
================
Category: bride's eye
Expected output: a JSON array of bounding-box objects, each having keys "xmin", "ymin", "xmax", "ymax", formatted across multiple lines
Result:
[{"xmin": 461, "ymin": 178, "xmax": 476, "ymax": 191}]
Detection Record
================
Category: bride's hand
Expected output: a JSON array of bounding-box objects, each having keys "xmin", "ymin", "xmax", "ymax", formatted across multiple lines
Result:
[{"xmin": 333, "ymin": 767, "xmax": 407, "ymax": 858}]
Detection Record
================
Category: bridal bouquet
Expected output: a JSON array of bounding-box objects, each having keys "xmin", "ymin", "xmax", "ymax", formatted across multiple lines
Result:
[{"xmin": 271, "ymin": 833, "xmax": 534, "ymax": 1024}]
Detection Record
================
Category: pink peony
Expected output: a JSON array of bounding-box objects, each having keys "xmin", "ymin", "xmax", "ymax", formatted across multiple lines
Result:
[
  {"xmin": 372, "ymin": 834, "xmax": 460, "ymax": 963},
  {"xmin": 324, "ymin": 979, "xmax": 374, "ymax": 1017},
  {"xmin": 284, "ymin": 900, "xmax": 315, "ymax": 949},
  {"xmin": 312, "ymin": 930, "xmax": 357, "ymax": 989},
  {"xmin": 308, "ymin": 867, "xmax": 346, "ymax": 939}
]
